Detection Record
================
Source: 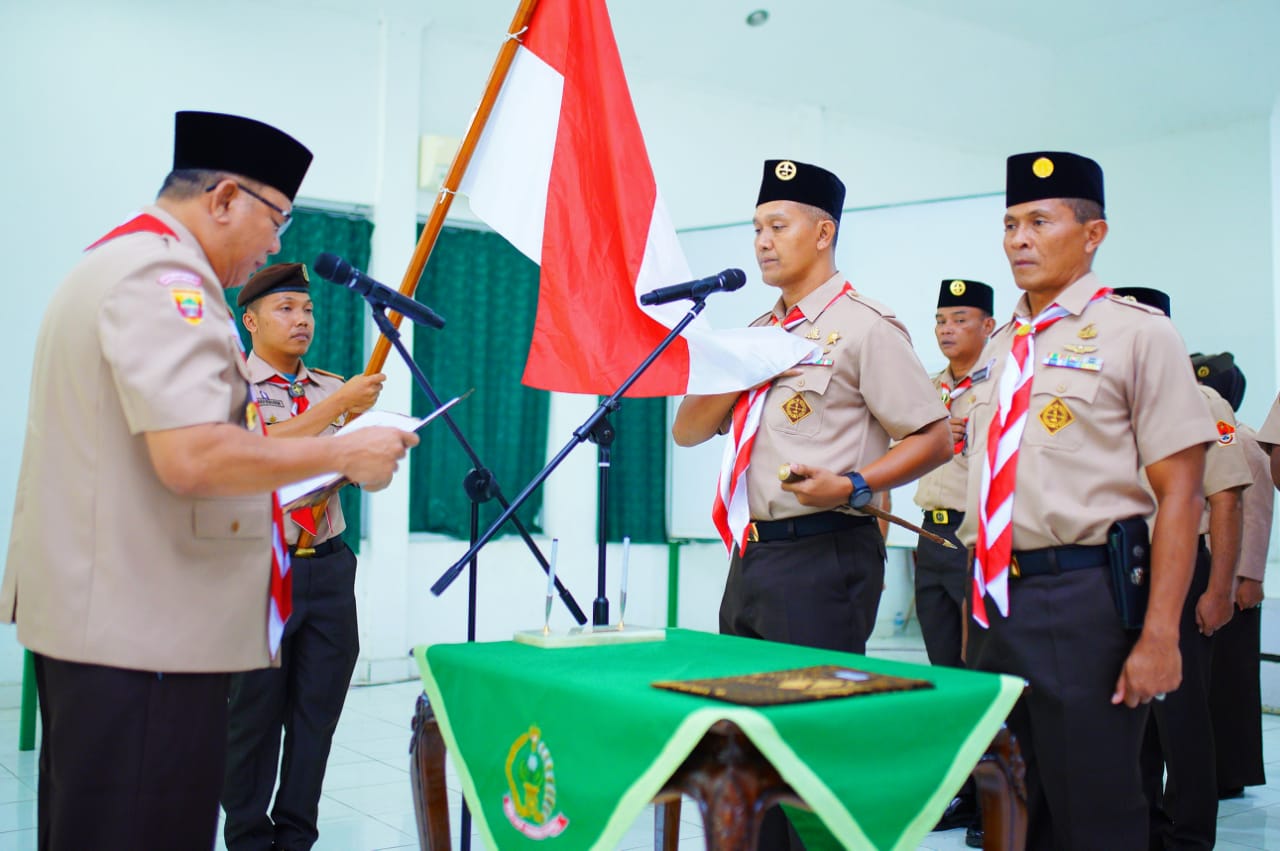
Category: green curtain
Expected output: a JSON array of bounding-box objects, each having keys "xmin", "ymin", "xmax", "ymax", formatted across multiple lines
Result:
[
  {"xmin": 602, "ymin": 397, "xmax": 667, "ymax": 543},
  {"xmin": 408, "ymin": 227, "xmax": 549, "ymax": 538},
  {"xmin": 228, "ymin": 207, "xmax": 374, "ymax": 552}
]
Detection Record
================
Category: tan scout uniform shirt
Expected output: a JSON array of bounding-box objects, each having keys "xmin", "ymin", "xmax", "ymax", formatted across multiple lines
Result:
[
  {"xmin": 245, "ymin": 351, "xmax": 347, "ymax": 546},
  {"xmin": 913, "ymin": 365, "xmax": 984, "ymax": 513},
  {"xmin": 745, "ymin": 274, "xmax": 947, "ymax": 521},
  {"xmin": 1255, "ymin": 394, "xmax": 1280, "ymax": 452},
  {"xmin": 1236, "ymin": 424, "xmax": 1273, "ymax": 585},
  {"xmin": 2, "ymin": 205, "xmax": 275, "ymax": 673},
  {"xmin": 1197, "ymin": 385, "xmax": 1252, "ymax": 535},
  {"xmin": 958, "ymin": 272, "xmax": 1216, "ymax": 550}
]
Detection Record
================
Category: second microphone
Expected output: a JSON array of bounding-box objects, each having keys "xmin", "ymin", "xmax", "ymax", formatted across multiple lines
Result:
[{"xmin": 313, "ymin": 252, "xmax": 446, "ymax": 329}]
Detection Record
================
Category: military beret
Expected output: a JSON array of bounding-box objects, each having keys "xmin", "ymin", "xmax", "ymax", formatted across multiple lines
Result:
[
  {"xmin": 1113, "ymin": 286, "xmax": 1170, "ymax": 318},
  {"xmin": 1006, "ymin": 151, "xmax": 1104, "ymax": 211},
  {"xmin": 173, "ymin": 111, "xmax": 313, "ymax": 201},
  {"xmin": 237, "ymin": 262, "xmax": 310, "ymax": 307},
  {"xmin": 757, "ymin": 159, "xmax": 846, "ymax": 223},
  {"xmin": 937, "ymin": 279, "xmax": 993, "ymax": 313},
  {"xmin": 1191, "ymin": 352, "xmax": 1246, "ymax": 412}
]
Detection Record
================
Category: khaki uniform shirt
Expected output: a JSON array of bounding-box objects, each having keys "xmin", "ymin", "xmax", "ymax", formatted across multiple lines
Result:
[
  {"xmin": 2, "ymin": 205, "xmax": 275, "ymax": 672},
  {"xmin": 745, "ymin": 274, "xmax": 947, "ymax": 521},
  {"xmin": 913, "ymin": 365, "xmax": 985, "ymax": 513},
  {"xmin": 1236, "ymin": 423, "xmax": 1273, "ymax": 585},
  {"xmin": 246, "ymin": 351, "xmax": 347, "ymax": 546},
  {"xmin": 1255, "ymin": 394, "xmax": 1280, "ymax": 451},
  {"xmin": 1197, "ymin": 385, "xmax": 1252, "ymax": 534},
  {"xmin": 958, "ymin": 272, "xmax": 1216, "ymax": 550}
]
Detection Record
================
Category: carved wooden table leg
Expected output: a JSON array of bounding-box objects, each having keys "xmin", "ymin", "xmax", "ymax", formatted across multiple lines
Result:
[
  {"xmin": 410, "ymin": 695, "xmax": 453, "ymax": 851},
  {"xmin": 971, "ymin": 725, "xmax": 1027, "ymax": 851}
]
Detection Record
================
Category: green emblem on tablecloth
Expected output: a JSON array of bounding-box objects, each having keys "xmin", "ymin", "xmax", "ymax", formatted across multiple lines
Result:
[{"xmin": 503, "ymin": 724, "xmax": 570, "ymax": 839}]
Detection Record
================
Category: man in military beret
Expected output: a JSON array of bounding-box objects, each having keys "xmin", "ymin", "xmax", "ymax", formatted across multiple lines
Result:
[
  {"xmin": 222, "ymin": 263, "xmax": 387, "ymax": 851},
  {"xmin": 958, "ymin": 152, "xmax": 1214, "ymax": 847},
  {"xmin": 913, "ymin": 278, "xmax": 995, "ymax": 842},
  {"xmin": 1194, "ymin": 354, "xmax": 1272, "ymax": 801},
  {"xmin": 1112, "ymin": 290, "xmax": 1248, "ymax": 849},
  {"xmin": 674, "ymin": 158, "xmax": 950, "ymax": 848},
  {"xmin": 1, "ymin": 111, "xmax": 417, "ymax": 849}
]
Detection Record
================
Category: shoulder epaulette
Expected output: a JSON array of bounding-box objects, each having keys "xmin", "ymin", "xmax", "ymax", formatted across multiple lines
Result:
[
  {"xmin": 844, "ymin": 290, "xmax": 897, "ymax": 319},
  {"xmin": 1106, "ymin": 294, "xmax": 1166, "ymax": 316}
]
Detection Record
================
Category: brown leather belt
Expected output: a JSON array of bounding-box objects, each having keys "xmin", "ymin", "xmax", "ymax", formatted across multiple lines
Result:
[{"xmin": 747, "ymin": 511, "xmax": 874, "ymax": 543}]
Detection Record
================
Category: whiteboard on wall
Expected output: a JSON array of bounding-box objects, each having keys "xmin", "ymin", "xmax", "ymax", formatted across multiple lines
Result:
[{"xmin": 665, "ymin": 192, "xmax": 1012, "ymax": 545}]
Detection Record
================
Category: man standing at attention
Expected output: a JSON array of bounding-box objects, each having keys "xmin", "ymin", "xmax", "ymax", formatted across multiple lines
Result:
[
  {"xmin": 2, "ymin": 111, "xmax": 417, "ymax": 850},
  {"xmin": 222, "ymin": 262, "xmax": 387, "ymax": 851},
  {"xmin": 960, "ymin": 151, "xmax": 1213, "ymax": 848}
]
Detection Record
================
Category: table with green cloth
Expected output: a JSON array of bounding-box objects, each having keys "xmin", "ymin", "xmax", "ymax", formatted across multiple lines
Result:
[{"xmin": 414, "ymin": 628, "xmax": 1022, "ymax": 850}]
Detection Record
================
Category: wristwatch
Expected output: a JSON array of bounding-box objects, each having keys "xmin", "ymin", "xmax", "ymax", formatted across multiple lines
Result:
[{"xmin": 845, "ymin": 472, "xmax": 873, "ymax": 509}]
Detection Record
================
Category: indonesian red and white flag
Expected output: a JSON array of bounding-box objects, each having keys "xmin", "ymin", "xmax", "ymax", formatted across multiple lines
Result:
[{"xmin": 459, "ymin": 0, "xmax": 812, "ymax": 397}]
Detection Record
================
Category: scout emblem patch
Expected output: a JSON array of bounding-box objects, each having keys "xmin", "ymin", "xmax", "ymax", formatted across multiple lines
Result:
[
  {"xmin": 502, "ymin": 725, "xmax": 569, "ymax": 839},
  {"xmin": 805, "ymin": 329, "xmax": 821, "ymax": 340},
  {"xmin": 949, "ymin": 280, "xmax": 966, "ymax": 296},
  {"xmin": 1039, "ymin": 398, "xmax": 1074, "ymax": 435},
  {"xmin": 1217, "ymin": 420, "xmax": 1236, "ymax": 446},
  {"xmin": 782, "ymin": 393, "xmax": 812, "ymax": 424},
  {"xmin": 171, "ymin": 288, "xmax": 204, "ymax": 325},
  {"xmin": 1077, "ymin": 324, "xmax": 1097, "ymax": 340},
  {"xmin": 1197, "ymin": 365, "xmax": 1211, "ymax": 378},
  {"xmin": 245, "ymin": 401, "xmax": 260, "ymax": 432}
]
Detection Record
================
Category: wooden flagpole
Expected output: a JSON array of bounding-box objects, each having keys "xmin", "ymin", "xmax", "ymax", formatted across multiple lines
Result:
[{"xmin": 296, "ymin": 0, "xmax": 542, "ymax": 551}]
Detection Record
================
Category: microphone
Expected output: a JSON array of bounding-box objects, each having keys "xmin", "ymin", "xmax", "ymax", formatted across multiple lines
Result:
[
  {"xmin": 312, "ymin": 253, "xmax": 446, "ymax": 329},
  {"xmin": 638, "ymin": 268, "xmax": 747, "ymax": 306}
]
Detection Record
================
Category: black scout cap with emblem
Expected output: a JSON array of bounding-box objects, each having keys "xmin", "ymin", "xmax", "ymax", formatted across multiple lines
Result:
[
  {"xmin": 174, "ymin": 111, "xmax": 313, "ymax": 201},
  {"xmin": 1191, "ymin": 352, "xmax": 1246, "ymax": 412},
  {"xmin": 1006, "ymin": 151, "xmax": 1104, "ymax": 211},
  {"xmin": 937, "ymin": 279, "xmax": 993, "ymax": 314},
  {"xmin": 1113, "ymin": 286, "xmax": 1171, "ymax": 318},
  {"xmin": 757, "ymin": 159, "xmax": 846, "ymax": 223},
  {"xmin": 237, "ymin": 262, "xmax": 310, "ymax": 308}
]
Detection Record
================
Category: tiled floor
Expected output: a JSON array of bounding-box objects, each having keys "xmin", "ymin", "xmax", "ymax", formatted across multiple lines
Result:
[{"xmin": 1, "ymin": 656, "xmax": 1280, "ymax": 850}]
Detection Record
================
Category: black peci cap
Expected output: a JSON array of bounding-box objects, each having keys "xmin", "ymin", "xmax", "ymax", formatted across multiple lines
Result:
[
  {"xmin": 1191, "ymin": 352, "xmax": 1246, "ymax": 412},
  {"xmin": 937, "ymin": 279, "xmax": 993, "ymax": 313},
  {"xmin": 1113, "ymin": 286, "xmax": 1171, "ymax": 318},
  {"xmin": 757, "ymin": 159, "xmax": 846, "ymax": 223},
  {"xmin": 1006, "ymin": 151, "xmax": 1104, "ymax": 211},
  {"xmin": 174, "ymin": 111, "xmax": 313, "ymax": 201},
  {"xmin": 237, "ymin": 262, "xmax": 310, "ymax": 307}
]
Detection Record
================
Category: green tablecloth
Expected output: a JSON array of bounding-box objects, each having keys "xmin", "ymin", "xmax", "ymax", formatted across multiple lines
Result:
[{"xmin": 415, "ymin": 628, "xmax": 1021, "ymax": 850}]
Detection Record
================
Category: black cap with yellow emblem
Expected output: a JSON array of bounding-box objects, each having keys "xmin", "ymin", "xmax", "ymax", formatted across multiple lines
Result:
[
  {"xmin": 1190, "ymin": 352, "xmax": 1246, "ymax": 412},
  {"xmin": 1112, "ymin": 286, "xmax": 1171, "ymax": 318},
  {"xmin": 174, "ymin": 111, "xmax": 313, "ymax": 201},
  {"xmin": 1006, "ymin": 151, "xmax": 1104, "ymax": 211},
  {"xmin": 937, "ymin": 279, "xmax": 993, "ymax": 314},
  {"xmin": 237, "ymin": 262, "xmax": 310, "ymax": 308},
  {"xmin": 757, "ymin": 159, "xmax": 846, "ymax": 223}
]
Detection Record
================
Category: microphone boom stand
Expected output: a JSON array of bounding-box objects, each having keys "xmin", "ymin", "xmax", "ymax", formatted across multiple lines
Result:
[{"xmin": 432, "ymin": 294, "xmax": 713, "ymax": 611}]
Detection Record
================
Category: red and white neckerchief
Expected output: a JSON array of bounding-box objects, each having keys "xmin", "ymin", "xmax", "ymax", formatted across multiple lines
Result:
[
  {"xmin": 972, "ymin": 287, "xmax": 1112, "ymax": 627},
  {"xmin": 711, "ymin": 282, "xmax": 851, "ymax": 555},
  {"xmin": 84, "ymin": 212, "xmax": 176, "ymax": 251},
  {"xmin": 939, "ymin": 373, "xmax": 974, "ymax": 455},
  {"xmin": 263, "ymin": 373, "xmax": 330, "ymax": 537}
]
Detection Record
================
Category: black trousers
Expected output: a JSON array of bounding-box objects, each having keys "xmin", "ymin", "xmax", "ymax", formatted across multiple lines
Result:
[
  {"xmin": 222, "ymin": 541, "xmax": 360, "ymax": 851},
  {"xmin": 970, "ymin": 565, "xmax": 1149, "ymax": 851},
  {"xmin": 34, "ymin": 654, "xmax": 229, "ymax": 851},
  {"xmin": 1143, "ymin": 547, "xmax": 1217, "ymax": 850},
  {"xmin": 1210, "ymin": 604, "xmax": 1265, "ymax": 792},
  {"xmin": 914, "ymin": 511, "xmax": 966, "ymax": 669},
  {"xmin": 720, "ymin": 522, "xmax": 886, "ymax": 850}
]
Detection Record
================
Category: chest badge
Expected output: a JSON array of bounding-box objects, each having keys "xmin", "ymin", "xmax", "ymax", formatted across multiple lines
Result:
[
  {"xmin": 1039, "ymin": 398, "xmax": 1074, "ymax": 435},
  {"xmin": 1216, "ymin": 420, "xmax": 1236, "ymax": 446},
  {"xmin": 782, "ymin": 393, "xmax": 813, "ymax": 424},
  {"xmin": 1077, "ymin": 324, "xmax": 1098, "ymax": 340},
  {"xmin": 805, "ymin": 329, "xmax": 822, "ymax": 340},
  {"xmin": 825, "ymin": 331, "xmax": 842, "ymax": 345},
  {"xmin": 1063, "ymin": 344, "xmax": 1097, "ymax": 354},
  {"xmin": 289, "ymin": 381, "xmax": 306, "ymax": 398}
]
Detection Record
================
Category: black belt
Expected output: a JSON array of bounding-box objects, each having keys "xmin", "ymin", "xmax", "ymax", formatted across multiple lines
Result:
[
  {"xmin": 1010, "ymin": 545, "xmax": 1108, "ymax": 579},
  {"xmin": 923, "ymin": 509, "xmax": 964, "ymax": 526},
  {"xmin": 748, "ymin": 511, "xmax": 874, "ymax": 543},
  {"xmin": 290, "ymin": 538, "xmax": 344, "ymax": 559}
]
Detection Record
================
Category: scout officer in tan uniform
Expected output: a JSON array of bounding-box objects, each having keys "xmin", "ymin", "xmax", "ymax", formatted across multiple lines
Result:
[
  {"xmin": 674, "ymin": 158, "xmax": 950, "ymax": 850},
  {"xmin": 1257, "ymin": 392, "xmax": 1280, "ymax": 487},
  {"xmin": 958, "ymin": 152, "xmax": 1215, "ymax": 849},
  {"xmin": 223, "ymin": 263, "xmax": 387, "ymax": 851},
  {"xmin": 1112, "ymin": 289, "xmax": 1250, "ymax": 850},
  {"xmin": 1195, "ymin": 354, "xmax": 1272, "ymax": 799},
  {"xmin": 2, "ymin": 112, "xmax": 416, "ymax": 851}
]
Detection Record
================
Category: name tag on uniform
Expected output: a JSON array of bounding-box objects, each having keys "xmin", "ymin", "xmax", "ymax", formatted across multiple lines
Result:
[
  {"xmin": 1043, "ymin": 352, "xmax": 1103, "ymax": 372},
  {"xmin": 257, "ymin": 397, "xmax": 287, "ymax": 408},
  {"xmin": 968, "ymin": 358, "xmax": 996, "ymax": 384}
]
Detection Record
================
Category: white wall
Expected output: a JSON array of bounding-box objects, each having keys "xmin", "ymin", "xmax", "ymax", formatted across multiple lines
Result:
[{"xmin": 2, "ymin": 0, "xmax": 1280, "ymax": 687}]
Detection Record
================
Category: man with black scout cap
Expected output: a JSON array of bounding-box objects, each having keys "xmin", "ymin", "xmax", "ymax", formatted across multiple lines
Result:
[
  {"xmin": 223, "ymin": 263, "xmax": 387, "ymax": 851},
  {"xmin": 1112, "ymin": 288, "xmax": 1249, "ymax": 850},
  {"xmin": 958, "ymin": 152, "xmax": 1214, "ymax": 848},
  {"xmin": 913, "ymin": 278, "xmax": 995, "ymax": 843},
  {"xmin": 1194, "ymin": 354, "xmax": 1272, "ymax": 800},
  {"xmin": 1, "ymin": 111, "xmax": 417, "ymax": 850},
  {"xmin": 673, "ymin": 159, "xmax": 951, "ymax": 846}
]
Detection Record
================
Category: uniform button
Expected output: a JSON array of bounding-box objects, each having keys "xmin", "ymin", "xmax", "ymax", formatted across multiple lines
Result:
[
  {"xmin": 798, "ymin": 379, "xmax": 806, "ymax": 388},
  {"xmin": 1056, "ymin": 384, "xmax": 1067, "ymax": 393},
  {"xmin": 231, "ymin": 520, "xmax": 240, "ymax": 534}
]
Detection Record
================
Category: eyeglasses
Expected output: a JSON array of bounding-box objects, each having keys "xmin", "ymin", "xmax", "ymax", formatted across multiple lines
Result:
[{"xmin": 205, "ymin": 181, "xmax": 292, "ymax": 237}]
